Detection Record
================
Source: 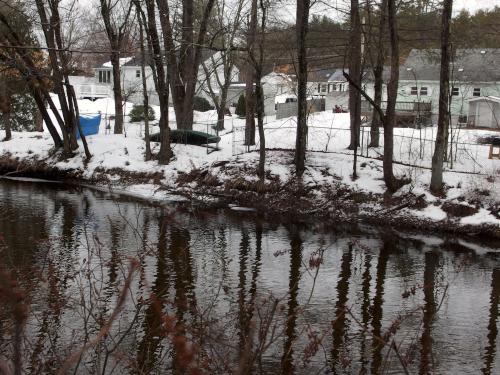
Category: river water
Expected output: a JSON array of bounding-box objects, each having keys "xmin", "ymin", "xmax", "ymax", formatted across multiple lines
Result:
[{"xmin": 0, "ymin": 179, "xmax": 499, "ymax": 374}]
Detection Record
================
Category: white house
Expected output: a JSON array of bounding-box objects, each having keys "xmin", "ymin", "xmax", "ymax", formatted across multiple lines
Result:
[
  {"xmin": 397, "ymin": 49, "xmax": 500, "ymax": 125},
  {"xmin": 89, "ymin": 51, "xmax": 240, "ymax": 107},
  {"xmin": 226, "ymin": 72, "xmax": 296, "ymax": 116}
]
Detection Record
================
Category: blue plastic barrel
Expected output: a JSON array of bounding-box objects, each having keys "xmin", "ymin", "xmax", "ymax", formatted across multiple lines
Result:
[{"xmin": 77, "ymin": 114, "xmax": 101, "ymax": 139}]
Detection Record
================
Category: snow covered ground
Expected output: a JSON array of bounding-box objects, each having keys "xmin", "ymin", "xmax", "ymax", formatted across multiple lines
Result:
[{"xmin": 1, "ymin": 96, "xmax": 499, "ymax": 229}]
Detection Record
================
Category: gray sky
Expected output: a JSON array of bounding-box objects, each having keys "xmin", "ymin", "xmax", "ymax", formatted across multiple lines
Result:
[{"xmin": 454, "ymin": 0, "xmax": 500, "ymax": 13}]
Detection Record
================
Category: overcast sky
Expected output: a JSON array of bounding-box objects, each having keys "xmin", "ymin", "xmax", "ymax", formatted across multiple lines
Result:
[{"xmin": 454, "ymin": 0, "xmax": 500, "ymax": 13}]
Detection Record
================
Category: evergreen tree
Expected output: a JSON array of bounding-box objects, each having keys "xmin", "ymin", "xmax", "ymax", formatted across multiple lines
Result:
[{"xmin": 236, "ymin": 94, "xmax": 246, "ymax": 118}]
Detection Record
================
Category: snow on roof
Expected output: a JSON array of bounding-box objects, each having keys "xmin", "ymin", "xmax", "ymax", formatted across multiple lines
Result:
[{"xmin": 101, "ymin": 57, "xmax": 134, "ymax": 68}]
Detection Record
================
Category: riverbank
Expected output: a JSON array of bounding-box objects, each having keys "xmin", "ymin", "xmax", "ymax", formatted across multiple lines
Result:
[
  {"xmin": 1, "ymin": 142, "xmax": 499, "ymax": 239},
  {"xmin": 1, "ymin": 97, "xmax": 500, "ymax": 238}
]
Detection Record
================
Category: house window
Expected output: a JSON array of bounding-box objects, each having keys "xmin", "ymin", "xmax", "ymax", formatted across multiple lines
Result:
[
  {"xmin": 473, "ymin": 88, "xmax": 481, "ymax": 97},
  {"xmin": 332, "ymin": 84, "xmax": 337, "ymax": 91},
  {"xmin": 411, "ymin": 87, "xmax": 418, "ymax": 95},
  {"xmin": 420, "ymin": 87, "xmax": 428, "ymax": 96},
  {"xmin": 136, "ymin": 70, "xmax": 141, "ymax": 78},
  {"xmin": 458, "ymin": 115, "xmax": 468, "ymax": 124},
  {"xmin": 99, "ymin": 70, "xmax": 111, "ymax": 83},
  {"xmin": 321, "ymin": 84, "xmax": 327, "ymax": 93},
  {"xmin": 452, "ymin": 87, "xmax": 459, "ymax": 96}
]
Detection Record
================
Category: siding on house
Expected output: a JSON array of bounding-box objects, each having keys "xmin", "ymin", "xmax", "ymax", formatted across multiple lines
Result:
[
  {"xmin": 92, "ymin": 51, "xmax": 240, "ymax": 107},
  {"xmin": 397, "ymin": 49, "xmax": 500, "ymax": 124}
]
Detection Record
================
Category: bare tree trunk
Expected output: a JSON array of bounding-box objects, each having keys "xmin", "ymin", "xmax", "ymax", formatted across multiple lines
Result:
[
  {"xmin": 156, "ymin": 0, "xmax": 216, "ymax": 131},
  {"xmin": 138, "ymin": 16, "xmax": 151, "ymax": 161},
  {"xmin": 35, "ymin": 107, "xmax": 43, "ymax": 132},
  {"xmin": 256, "ymin": 0, "xmax": 267, "ymax": 181},
  {"xmin": 245, "ymin": 0, "xmax": 258, "ymax": 146},
  {"xmin": 348, "ymin": 0, "xmax": 362, "ymax": 180},
  {"xmin": 32, "ymin": 88, "xmax": 62, "ymax": 147},
  {"xmin": 144, "ymin": 0, "xmax": 171, "ymax": 164},
  {"xmin": 0, "ymin": 86, "xmax": 12, "ymax": 141},
  {"xmin": 384, "ymin": 0, "xmax": 405, "ymax": 193},
  {"xmin": 369, "ymin": 0, "xmax": 388, "ymax": 148},
  {"xmin": 30, "ymin": 0, "xmax": 86, "ymax": 155},
  {"xmin": 99, "ymin": 0, "xmax": 133, "ymax": 135},
  {"xmin": 68, "ymin": 84, "xmax": 92, "ymax": 160},
  {"xmin": 110, "ymin": 51, "xmax": 124, "ymax": 134},
  {"xmin": 217, "ymin": 90, "xmax": 227, "ymax": 130},
  {"xmin": 2, "ymin": 112, "xmax": 11, "ymax": 141},
  {"xmin": 348, "ymin": 0, "xmax": 362, "ymax": 152},
  {"xmin": 295, "ymin": 0, "xmax": 310, "ymax": 177},
  {"xmin": 430, "ymin": 0, "xmax": 453, "ymax": 194}
]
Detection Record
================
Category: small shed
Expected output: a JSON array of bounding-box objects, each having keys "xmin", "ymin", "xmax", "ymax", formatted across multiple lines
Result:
[{"xmin": 467, "ymin": 96, "xmax": 500, "ymax": 129}]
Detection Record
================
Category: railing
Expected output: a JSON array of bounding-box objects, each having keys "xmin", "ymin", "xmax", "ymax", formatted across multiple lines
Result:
[
  {"xmin": 361, "ymin": 100, "xmax": 432, "ymax": 113},
  {"xmin": 75, "ymin": 84, "xmax": 112, "ymax": 98}
]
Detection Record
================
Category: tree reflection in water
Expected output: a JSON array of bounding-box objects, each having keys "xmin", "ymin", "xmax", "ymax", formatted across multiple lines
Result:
[{"xmin": 281, "ymin": 226, "xmax": 302, "ymax": 374}]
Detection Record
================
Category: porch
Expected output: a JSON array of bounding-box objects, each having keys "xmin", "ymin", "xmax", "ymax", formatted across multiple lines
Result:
[{"xmin": 361, "ymin": 100, "xmax": 432, "ymax": 127}]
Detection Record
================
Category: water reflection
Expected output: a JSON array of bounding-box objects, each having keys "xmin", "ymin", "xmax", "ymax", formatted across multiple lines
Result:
[
  {"xmin": 371, "ymin": 238, "xmax": 392, "ymax": 375},
  {"xmin": 169, "ymin": 226, "xmax": 197, "ymax": 374},
  {"xmin": 331, "ymin": 243, "xmax": 353, "ymax": 374},
  {"xmin": 136, "ymin": 218, "xmax": 170, "ymax": 373},
  {"xmin": 419, "ymin": 250, "xmax": 440, "ymax": 374},
  {"xmin": 359, "ymin": 253, "xmax": 372, "ymax": 374},
  {"xmin": 281, "ymin": 226, "xmax": 302, "ymax": 374},
  {"xmin": 0, "ymin": 181, "xmax": 499, "ymax": 374},
  {"xmin": 482, "ymin": 268, "xmax": 500, "ymax": 375}
]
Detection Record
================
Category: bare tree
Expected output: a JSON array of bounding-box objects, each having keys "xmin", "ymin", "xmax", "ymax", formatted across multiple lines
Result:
[
  {"xmin": 244, "ymin": 0, "xmax": 258, "ymax": 146},
  {"xmin": 254, "ymin": 0, "xmax": 268, "ymax": 180},
  {"xmin": 1, "ymin": 0, "xmax": 91, "ymax": 157},
  {"xmin": 0, "ymin": 78, "xmax": 11, "ymax": 141},
  {"xmin": 295, "ymin": 0, "xmax": 310, "ymax": 177},
  {"xmin": 369, "ymin": 0, "xmax": 388, "ymax": 148},
  {"xmin": 347, "ymin": 0, "xmax": 362, "ymax": 180},
  {"xmin": 430, "ymin": 0, "xmax": 453, "ymax": 194},
  {"xmin": 156, "ymin": 0, "xmax": 216, "ymax": 131},
  {"xmin": 348, "ymin": 0, "xmax": 362, "ymax": 153},
  {"xmin": 99, "ymin": 0, "xmax": 134, "ymax": 135},
  {"xmin": 137, "ymin": 5, "xmax": 151, "ymax": 161},
  {"xmin": 138, "ymin": 0, "xmax": 171, "ymax": 164},
  {"xmin": 202, "ymin": 0, "xmax": 245, "ymax": 131},
  {"xmin": 383, "ymin": 0, "xmax": 406, "ymax": 192}
]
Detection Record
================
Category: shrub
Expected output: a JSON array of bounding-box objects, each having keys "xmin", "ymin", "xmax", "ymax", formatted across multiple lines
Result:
[
  {"xmin": 193, "ymin": 96, "xmax": 214, "ymax": 112},
  {"xmin": 235, "ymin": 93, "xmax": 246, "ymax": 118},
  {"xmin": 129, "ymin": 104, "xmax": 155, "ymax": 122}
]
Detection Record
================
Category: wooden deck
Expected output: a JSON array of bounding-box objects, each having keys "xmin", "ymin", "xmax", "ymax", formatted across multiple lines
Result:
[{"xmin": 361, "ymin": 100, "xmax": 432, "ymax": 127}]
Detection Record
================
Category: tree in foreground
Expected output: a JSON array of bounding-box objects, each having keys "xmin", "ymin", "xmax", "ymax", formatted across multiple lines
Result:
[
  {"xmin": 430, "ymin": 0, "xmax": 453, "ymax": 194},
  {"xmin": 99, "ymin": 0, "xmax": 134, "ymax": 135},
  {"xmin": 295, "ymin": 0, "xmax": 311, "ymax": 177}
]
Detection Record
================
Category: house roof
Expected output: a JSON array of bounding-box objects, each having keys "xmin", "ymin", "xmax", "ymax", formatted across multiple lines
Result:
[
  {"xmin": 120, "ymin": 49, "xmax": 218, "ymax": 68},
  {"xmin": 307, "ymin": 68, "xmax": 337, "ymax": 82},
  {"xmin": 400, "ymin": 49, "xmax": 500, "ymax": 82},
  {"xmin": 100, "ymin": 56, "xmax": 134, "ymax": 69}
]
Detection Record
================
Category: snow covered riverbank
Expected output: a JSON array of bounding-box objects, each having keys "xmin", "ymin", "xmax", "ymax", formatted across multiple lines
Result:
[{"xmin": 1, "ymin": 97, "xmax": 499, "ymax": 237}]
